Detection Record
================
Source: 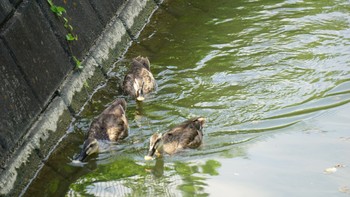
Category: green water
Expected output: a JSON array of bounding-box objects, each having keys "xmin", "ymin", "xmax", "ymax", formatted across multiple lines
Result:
[{"xmin": 24, "ymin": 0, "xmax": 350, "ymax": 196}]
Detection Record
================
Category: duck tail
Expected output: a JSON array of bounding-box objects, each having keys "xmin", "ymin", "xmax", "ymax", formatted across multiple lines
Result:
[{"xmin": 135, "ymin": 56, "xmax": 151, "ymax": 71}]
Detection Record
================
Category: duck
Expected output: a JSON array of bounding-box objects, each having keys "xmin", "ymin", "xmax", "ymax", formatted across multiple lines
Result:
[
  {"xmin": 122, "ymin": 56, "xmax": 156, "ymax": 101},
  {"xmin": 75, "ymin": 98, "xmax": 128, "ymax": 161},
  {"xmin": 144, "ymin": 117, "xmax": 205, "ymax": 160}
]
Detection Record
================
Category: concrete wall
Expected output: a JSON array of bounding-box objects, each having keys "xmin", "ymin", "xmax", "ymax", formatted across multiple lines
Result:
[{"xmin": 0, "ymin": 0, "xmax": 161, "ymax": 196}]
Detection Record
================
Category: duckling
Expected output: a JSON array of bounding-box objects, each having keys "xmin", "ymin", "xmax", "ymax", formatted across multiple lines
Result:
[
  {"xmin": 122, "ymin": 56, "xmax": 156, "ymax": 101},
  {"xmin": 75, "ymin": 98, "xmax": 128, "ymax": 161},
  {"xmin": 145, "ymin": 117, "xmax": 205, "ymax": 160}
]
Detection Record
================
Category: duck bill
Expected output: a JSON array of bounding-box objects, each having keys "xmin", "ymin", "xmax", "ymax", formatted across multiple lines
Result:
[
  {"xmin": 144, "ymin": 148, "xmax": 156, "ymax": 161},
  {"xmin": 136, "ymin": 96, "xmax": 145, "ymax": 102},
  {"xmin": 75, "ymin": 149, "xmax": 88, "ymax": 162},
  {"xmin": 136, "ymin": 82, "xmax": 145, "ymax": 102},
  {"xmin": 198, "ymin": 117, "xmax": 205, "ymax": 124}
]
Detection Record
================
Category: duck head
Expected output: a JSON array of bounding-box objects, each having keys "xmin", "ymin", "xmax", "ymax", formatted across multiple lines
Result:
[
  {"xmin": 192, "ymin": 117, "xmax": 205, "ymax": 130},
  {"xmin": 75, "ymin": 138, "xmax": 99, "ymax": 161},
  {"xmin": 145, "ymin": 133, "xmax": 163, "ymax": 160},
  {"xmin": 133, "ymin": 80, "xmax": 145, "ymax": 101}
]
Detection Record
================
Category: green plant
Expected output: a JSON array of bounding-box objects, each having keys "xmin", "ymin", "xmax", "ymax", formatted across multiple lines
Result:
[
  {"xmin": 47, "ymin": 0, "xmax": 78, "ymax": 42},
  {"xmin": 72, "ymin": 56, "xmax": 82, "ymax": 70},
  {"xmin": 47, "ymin": 0, "xmax": 65, "ymax": 15},
  {"xmin": 47, "ymin": 0, "xmax": 82, "ymax": 69},
  {"xmin": 66, "ymin": 33, "xmax": 78, "ymax": 41}
]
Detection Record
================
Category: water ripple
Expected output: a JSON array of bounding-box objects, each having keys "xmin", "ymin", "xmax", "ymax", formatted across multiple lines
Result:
[
  {"xmin": 149, "ymin": 0, "xmax": 350, "ymax": 152},
  {"xmin": 71, "ymin": 0, "xmax": 350, "ymax": 167}
]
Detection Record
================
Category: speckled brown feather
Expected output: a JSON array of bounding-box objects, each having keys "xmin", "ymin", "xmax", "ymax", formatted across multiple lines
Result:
[
  {"xmin": 122, "ymin": 56, "xmax": 156, "ymax": 98},
  {"xmin": 88, "ymin": 98, "xmax": 128, "ymax": 141},
  {"xmin": 161, "ymin": 117, "xmax": 205, "ymax": 154}
]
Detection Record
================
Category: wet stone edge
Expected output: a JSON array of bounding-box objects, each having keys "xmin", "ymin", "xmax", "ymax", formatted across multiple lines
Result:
[{"xmin": 0, "ymin": 0, "xmax": 162, "ymax": 196}]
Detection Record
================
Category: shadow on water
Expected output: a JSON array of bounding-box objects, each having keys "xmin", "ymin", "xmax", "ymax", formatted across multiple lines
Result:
[{"xmin": 24, "ymin": 0, "xmax": 350, "ymax": 196}]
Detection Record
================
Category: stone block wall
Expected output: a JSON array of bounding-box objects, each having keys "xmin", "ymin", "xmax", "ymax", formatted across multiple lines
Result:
[{"xmin": 0, "ymin": 0, "xmax": 161, "ymax": 196}]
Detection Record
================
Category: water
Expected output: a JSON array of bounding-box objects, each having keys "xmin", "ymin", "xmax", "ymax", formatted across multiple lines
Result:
[{"xmin": 24, "ymin": 0, "xmax": 350, "ymax": 196}]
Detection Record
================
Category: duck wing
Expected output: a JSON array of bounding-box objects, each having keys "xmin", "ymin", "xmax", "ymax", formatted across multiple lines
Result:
[
  {"xmin": 140, "ymin": 69, "xmax": 156, "ymax": 93},
  {"xmin": 160, "ymin": 129, "xmax": 180, "ymax": 154},
  {"xmin": 105, "ymin": 102, "xmax": 128, "ymax": 141},
  {"xmin": 123, "ymin": 60, "xmax": 155, "ymax": 95},
  {"xmin": 162, "ymin": 124, "xmax": 202, "ymax": 152},
  {"xmin": 104, "ymin": 112, "xmax": 128, "ymax": 141},
  {"xmin": 88, "ymin": 118, "xmax": 109, "ymax": 140},
  {"xmin": 179, "ymin": 126, "xmax": 203, "ymax": 149},
  {"xmin": 122, "ymin": 74, "xmax": 137, "ymax": 97},
  {"xmin": 132, "ymin": 60, "xmax": 155, "ymax": 92},
  {"xmin": 88, "ymin": 100, "xmax": 128, "ymax": 141}
]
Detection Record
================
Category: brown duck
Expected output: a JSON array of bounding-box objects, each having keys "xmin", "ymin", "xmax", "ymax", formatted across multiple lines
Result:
[
  {"xmin": 122, "ymin": 56, "xmax": 156, "ymax": 101},
  {"xmin": 145, "ymin": 117, "xmax": 205, "ymax": 160},
  {"xmin": 75, "ymin": 98, "xmax": 128, "ymax": 161}
]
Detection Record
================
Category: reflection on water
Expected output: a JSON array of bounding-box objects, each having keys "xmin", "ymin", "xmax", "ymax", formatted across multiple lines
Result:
[
  {"xmin": 24, "ymin": 0, "xmax": 350, "ymax": 196},
  {"xmin": 66, "ymin": 158, "xmax": 221, "ymax": 197}
]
